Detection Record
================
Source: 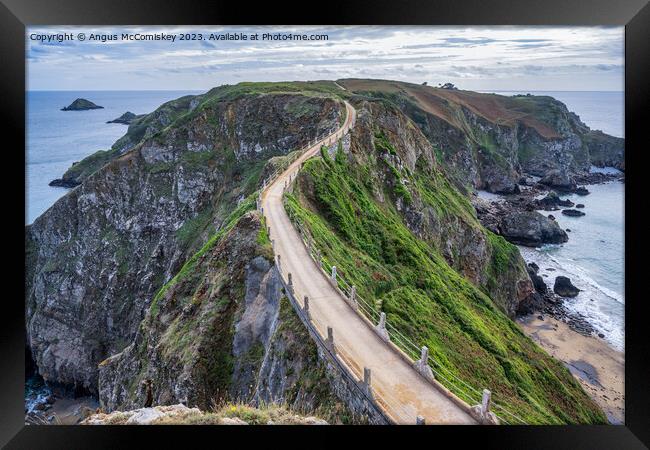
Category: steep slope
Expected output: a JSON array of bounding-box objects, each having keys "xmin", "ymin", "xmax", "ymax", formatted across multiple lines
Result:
[
  {"xmin": 26, "ymin": 80, "xmax": 613, "ymax": 425},
  {"xmin": 59, "ymin": 82, "xmax": 349, "ymax": 186},
  {"xmin": 283, "ymin": 98, "xmax": 606, "ymax": 424},
  {"xmin": 99, "ymin": 200, "xmax": 352, "ymax": 423},
  {"xmin": 339, "ymin": 79, "xmax": 624, "ymax": 193},
  {"xmin": 25, "ymin": 84, "xmax": 344, "ymax": 394}
]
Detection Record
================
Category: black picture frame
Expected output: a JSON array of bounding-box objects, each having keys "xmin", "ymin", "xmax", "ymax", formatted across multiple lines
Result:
[{"xmin": 3, "ymin": 0, "xmax": 648, "ymax": 448}]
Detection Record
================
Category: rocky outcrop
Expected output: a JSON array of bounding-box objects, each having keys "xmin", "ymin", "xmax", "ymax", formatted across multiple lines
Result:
[
  {"xmin": 554, "ymin": 276, "xmax": 581, "ymax": 297},
  {"xmin": 499, "ymin": 211, "xmax": 569, "ymax": 247},
  {"xmin": 48, "ymin": 178, "xmax": 81, "ymax": 188},
  {"xmin": 527, "ymin": 263, "xmax": 548, "ymax": 294},
  {"xmin": 82, "ymin": 403, "xmax": 328, "ymax": 425},
  {"xmin": 57, "ymin": 88, "xmax": 342, "ymax": 186},
  {"xmin": 27, "ymin": 80, "xmax": 610, "ymax": 425},
  {"xmin": 562, "ymin": 209, "xmax": 586, "ymax": 217},
  {"xmin": 338, "ymin": 79, "xmax": 624, "ymax": 193},
  {"xmin": 26, "ymin": 89, "xmax": 344, "ymax": 394},
  {"xmin": 107, "ymin": 112, "xmax": 139, "ymax": 125},
  {"xmin": 583, "ymin": 130, "xmax": 625, "ymax": 171},
  {"xmin": 98, "ymin": 211, "xmax": 351, "ymax": 421},
  {"xmin": 539, "ymin": 169, "xmax": 576, "ymax": 191},
  {"xmin": 310, "ymin": 98, "xmax": 533, "ymax": 316},
  {"xmin": 62, "ymin": 98, "xmax": 103, "ymax": 111}
]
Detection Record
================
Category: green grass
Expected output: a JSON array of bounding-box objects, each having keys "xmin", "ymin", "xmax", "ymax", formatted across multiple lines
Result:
[
  {"xmin": 284, "ymin": 152, "xmax": 606, "ymax": 425},
  {"xmin": 150, "ymin": 194, "xmax": 256, "ymax": 319},
  {"xmin": 180, "ymin": 150, "xmax": 217, "ymax": 169},
  {"xmin": 175, "ymin": 206, "xmax": 215, "ymax": 249},
  {"xmin": 62, "ymin": 148, "xmax": 121, "ymax": 181}
]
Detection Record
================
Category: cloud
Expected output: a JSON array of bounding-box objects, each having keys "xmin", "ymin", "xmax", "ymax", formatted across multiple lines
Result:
[{"xmin": 26, "ymin": 26, "xmax": 624, "ymax": 91}]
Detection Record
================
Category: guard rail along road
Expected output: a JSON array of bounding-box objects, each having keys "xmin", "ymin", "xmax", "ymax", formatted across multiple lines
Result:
[{"xmin": 258, "ymin": 100, "xmax": 527, "ymax": 425}]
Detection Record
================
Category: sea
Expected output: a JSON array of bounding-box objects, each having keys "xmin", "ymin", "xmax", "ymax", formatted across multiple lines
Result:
[
  {"xmin": 26, "ymin": 90, "xmax": 203, "ymax": 225},
  {"xmin": 483, "ymin": 90, "xmax": 624, "ymax": 351},
  {"xmin": 25, "ymin": 90, "xmax": 625, "ymax": 352}
]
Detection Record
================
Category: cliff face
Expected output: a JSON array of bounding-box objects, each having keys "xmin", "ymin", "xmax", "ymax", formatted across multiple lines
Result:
[
  {"xmin": 26, "ymin": 88, "xmax": 343, "ymax": 394},
  {"xmin": 317, "ymin": 99, "xmax": 532, "ymax": 315},
  {"xmin": 98, "ymin": 207, "xmax": 349, "ymax": 421},
  {"xmin": 26, "ymin": 80, "xmax": 611, "ymax": 424},
  {"xmin": 339, "ymin": 79, "xmax": 624, "ymax": 193},
  {"xmin": 284, "ymin": 98, "xmax": 605, "ymax": 424}
]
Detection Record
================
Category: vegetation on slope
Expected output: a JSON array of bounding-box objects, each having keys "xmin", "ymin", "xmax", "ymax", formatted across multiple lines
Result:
[
  {"xmin": 102, "ymin": 193, "xmax": 353, "ymax": 422},
  {"xmin": 284, "ymin": 145, "xmax": 606, "ymax": 424},
  {"xmin": 65, "ymin": 81, "xmax": 350, "ymax": 183}
]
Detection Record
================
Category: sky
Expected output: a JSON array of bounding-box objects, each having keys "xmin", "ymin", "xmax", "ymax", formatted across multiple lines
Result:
[{"xmin": 27, "ymin": 26, "xmax": 624, "ymax": 92}]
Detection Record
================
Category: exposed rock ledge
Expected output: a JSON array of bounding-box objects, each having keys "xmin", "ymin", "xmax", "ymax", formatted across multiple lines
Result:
[
  {"xmin": 107, "ymin": 111, "xmax": 139, "ymax": 124},
  {"xmin": 82, "ymin": 404, "xmax": 328, "ymax": 425},
  {"xmin": 48, "ymin": 178, "xmax": 81, "ymax": 188}
]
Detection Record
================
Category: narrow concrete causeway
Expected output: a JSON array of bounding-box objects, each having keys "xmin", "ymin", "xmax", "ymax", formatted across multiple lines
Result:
[{"xmin": 261, "ymin": 101, "xmax": 477, "ymax": 424}]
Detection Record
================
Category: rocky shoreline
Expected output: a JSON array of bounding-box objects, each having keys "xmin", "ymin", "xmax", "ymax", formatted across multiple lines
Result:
[
  {"xmin": 472, "ymin": 169, "xmax": 624, "ymax": 340},
  {"xmin": 25, "ymin": 375, "xmax": 99, "ymax": 425}
]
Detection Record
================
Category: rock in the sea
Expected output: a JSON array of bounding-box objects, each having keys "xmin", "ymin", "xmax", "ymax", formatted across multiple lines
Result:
[
  {"xmin": 548, "ymin": 214, "xmax": 556, "ymax": 221},
  {"xmin": 107, "ymin": 111, "xmax": 138, "ymax": 124},
  {"xmin": 554, "ymin": 276, "xmax": 580, "ymax": 297},
  {"xmin": 48, "ymin": 178, "xmax": 81, "ymax": 188},
  {"xmin": 499, "ymin": 211, "xmax": 569, "ymax": 247},
  {"xmin": 537, "ymin": 192, "xmax": 561, "ymax": 210},
  {"xmin": 557, "ymin": 198, "xmax": 574, "ymax": 207},
  {"xmin": 61, "ymin": 98, "xmax": 104, "ymax": 111},
  {"xmin": 539, "ymin": 169, "xmax": 576, "ymax": 191},
  {"xmin": 562, "ymin": 209, "xmax": 586, "ymax": 217},
  {"xmin": 576, "ymin": 204, "xmax": 585, "ymax": 208},
  {"xmin": 575, "ymin": 186, "xmax": 590, "ymax": 196}
]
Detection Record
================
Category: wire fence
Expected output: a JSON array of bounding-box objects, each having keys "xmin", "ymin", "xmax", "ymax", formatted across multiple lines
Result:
[
  {"xmin": 257, "ymin": 103, "xmax": 529, "ymax": 425},
  {"xmin": 286, "ymin": 205, "xmax": 529, "ymax": 425}
]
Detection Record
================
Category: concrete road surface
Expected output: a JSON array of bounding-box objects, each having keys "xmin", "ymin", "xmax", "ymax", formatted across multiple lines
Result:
[{"xmin": 261, "ymin": 101, "xmax": 476, "ymax": 425}]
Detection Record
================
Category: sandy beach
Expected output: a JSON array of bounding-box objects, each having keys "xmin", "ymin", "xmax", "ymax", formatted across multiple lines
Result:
[{"xmin": 518, "ymin": 314, "xmax": 624, "ymax": 424}]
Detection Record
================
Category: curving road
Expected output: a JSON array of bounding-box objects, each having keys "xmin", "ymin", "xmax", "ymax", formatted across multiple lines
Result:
[{"xmin": 261, "ymin": 101, "xmax": 476, "ymax": 424}]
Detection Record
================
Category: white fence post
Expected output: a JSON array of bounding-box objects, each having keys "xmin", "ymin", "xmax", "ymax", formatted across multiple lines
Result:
[
  {"xmin": 375, "ymin": 312, "xmax": 390, "ymax": 342},
  {"xmin": 288, "ymin": 272, "xmax": 294, "ymax": 294},
  {"xmin": 363, "ymin": 367, "xmax": 373, "ymax": 398},
  {"xmin": 327, "ymin": 326, "xmax": 336, "ymax": 354},
  {"xmin": 414, "ymin": 346, "xmax": 435, "ymax": 381},
  {"xmin": 349, "ymin": 285, "xmax": 358, "ymax": 310},
  {"xmin": 482, "ymin": 389, "xmax": 491, "ymax": 415},
  {"xmin": 471, "ymin": 388, "xmax": 499, "ymax": 425},
  {"xmin": 331, "ymin": 266, "xmax": 337, "ymax": 281}
]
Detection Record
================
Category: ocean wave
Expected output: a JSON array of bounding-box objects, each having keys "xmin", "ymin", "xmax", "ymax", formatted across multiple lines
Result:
[
  {"xmin": 519, "ymin": 245, "xmax": 625, "ymax": 351},
  {"xmin": 544, "ymin": 253, "xmax": 624, "ymax": 305}
]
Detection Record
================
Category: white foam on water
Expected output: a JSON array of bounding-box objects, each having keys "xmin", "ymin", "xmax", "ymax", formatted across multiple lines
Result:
[
  {"xmin": 519, "ymin": 245, "xmax": 625, "ymax": 351},
  {"xmin": 590, "ymin": 165, "xmax": 623, "ymax": 175}
]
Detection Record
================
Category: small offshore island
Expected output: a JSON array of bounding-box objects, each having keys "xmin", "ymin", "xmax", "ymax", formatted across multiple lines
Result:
[
  {"xmin": 107, "ymin": 111, "xmax": 140, "ymax": 125},
  {"xmin": 61, "ymin": 98, "xmax": 104, "ymax": 111},
  {"xmin": 27, "ymin": 80, "xmax": 624, "ymax": 425}
]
